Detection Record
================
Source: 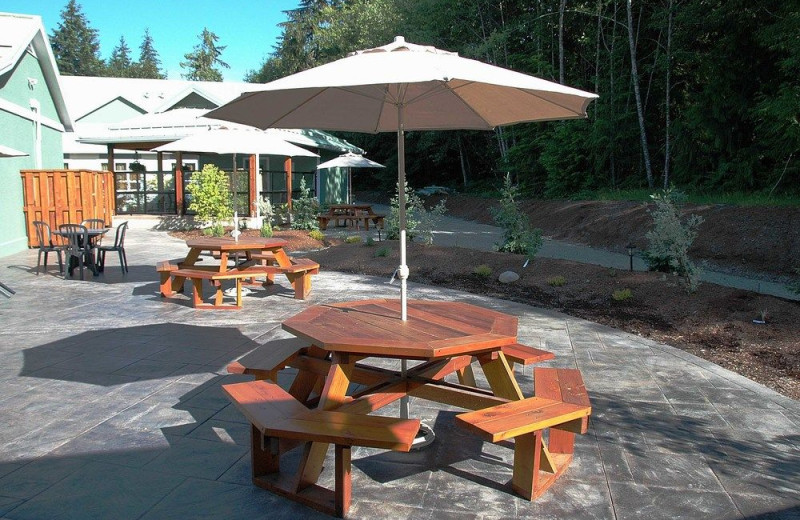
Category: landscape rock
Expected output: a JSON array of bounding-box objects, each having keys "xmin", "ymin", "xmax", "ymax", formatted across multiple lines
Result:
[{"xmin": 498, "ymin": 271, "xmax": 519, "ymax": 283}]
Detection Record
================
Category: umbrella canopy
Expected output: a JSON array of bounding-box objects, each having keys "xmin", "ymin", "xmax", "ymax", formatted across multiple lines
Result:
[
  {"xmin": 209, "ymin": 36, "xmax": 598, "ymax": 319},
  {"xmin": 151, "ymin": 128, "xmax": 318, "ymax": 157},
  {"xmin": 0, "ymin": 145, "xmax": 28, "ymax": 158},
  {"xmin": 316, "ymin": 152, "xmax": 385, "ymax": 170}
]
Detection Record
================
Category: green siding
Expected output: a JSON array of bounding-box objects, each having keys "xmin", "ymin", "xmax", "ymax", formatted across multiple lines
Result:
[
  {"xmin": 0, "ymin": 51, "xmax": 65, "ymax": 258},
  {"xmin": 0, "ymin": 52, "xmax": 59, "ymax": 122},
  {"xmin": 78, "ymin": 98, "xmax": 146, "ymax": 123}
]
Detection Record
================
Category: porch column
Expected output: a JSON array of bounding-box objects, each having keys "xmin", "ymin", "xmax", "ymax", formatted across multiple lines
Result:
[
  {"xmin": 106, "ymin": 144, "xmax": 115, "ymax": 172},
  {"xmin": 175, "ymin": 151, "xmax": 184, "ymax": 216},
  {"xmin": 285, "ymin": 157, "xmax": 293, "ymax": 211},
  {"xmin": 249, "ymin": 154, "xmax": 257, "ymax": 217}
]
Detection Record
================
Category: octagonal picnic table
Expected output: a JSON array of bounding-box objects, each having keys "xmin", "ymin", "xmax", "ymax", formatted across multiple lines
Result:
[{"xmin": 281, "ymin": 299, "xmax": 526, "ymax": 489}]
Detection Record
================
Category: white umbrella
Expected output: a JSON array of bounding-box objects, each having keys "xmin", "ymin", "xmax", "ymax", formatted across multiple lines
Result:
[
  {"xmin": 316, "ymin": 152, "xmax": 385, "ymax": 203},
  {"xmin": 152, "ymin": 128, "xmax": 318, "ymax": 218},
  {"xmin": 0, "ymin": 145, "xmax": 28, "ymax": 158},
  {"xmin": 209, "ymin": 36, "xmax": 598, "ymax": 321}
]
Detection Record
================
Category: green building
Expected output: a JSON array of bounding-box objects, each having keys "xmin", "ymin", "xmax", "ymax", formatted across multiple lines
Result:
[{"xmin": 0, "ymin": 13, "xmax": 73, "ymax": 258}]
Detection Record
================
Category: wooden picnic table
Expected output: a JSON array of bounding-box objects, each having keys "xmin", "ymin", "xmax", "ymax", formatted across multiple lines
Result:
[
  {"xmin": 159, "ymin": 237, "xmax": 295, "ymax": 309},
  {"xmin": 317, "ymin": 204, "xmax": 385, "ymax": 231},
  {"xmin": 223, "ymin": 299, "xmax": 592, "ymax": 515}
]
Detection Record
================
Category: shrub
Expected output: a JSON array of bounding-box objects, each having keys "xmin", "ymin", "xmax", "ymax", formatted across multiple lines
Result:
[
  {"xmin": 308, "ymin": 229, "xmax": 324, "ymax": 241},
  {"xmin": 642, "ymin": 188, "xmax": 703, "ymax": 292},
  {"xmin": 345, "ymin": 235, "xmax": 362, "ymax": 244},
  {"xmin": 474, "ymin": 264, "xmax": 493, "ymax": 277},
  {"xmin": 365, "ymin": 237, "xmax": 375, "ymax": 246},
  {"xmin": 290, "ymin": 178, "xmax": 320, "ymax": 230},
  {"xmin": 547, "ymin": 276, "xmax": 566, "ymax": 287},
  {"xmin": 386, "ymin": 182, "xmax": 447, "ymax": 244},
  {"xmin": 374, "ymin": 247, "xmax": 390, "ymax": 257},
  {"xmin": 186, "ymin": 164, "xmax": 233, "ymax": 228},
  {"xmin": 788, "ymin": 267, "xmax": 800, "ymax": 295},
  {"xmin": 260, "ymin": 220, "xmax": 273, "ymax": 238},
  {"xmin": 255, "ymin": 197, "xmax": 274, "ymax": 223},
  {"xmin": 612, "ymin": 288, "xmax": 633, "ymax": 301},
  {"xmin": 202, "ymin": 223, "xmax": 224, "ymax": 237},
  {"xmin": 491, "ymin": 174, "xmax": 542, "ymax": 259}
]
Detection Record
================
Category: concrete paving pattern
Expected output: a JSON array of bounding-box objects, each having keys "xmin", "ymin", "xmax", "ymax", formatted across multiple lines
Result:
[{"xmin": 0, "ymin": 223, "xmax": 798, "ymax": 519}]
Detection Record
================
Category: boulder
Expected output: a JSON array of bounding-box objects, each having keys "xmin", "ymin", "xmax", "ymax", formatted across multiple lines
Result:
[{"xmin": 498, "ymin": 271, "xmax": 520, "ymax": 284}]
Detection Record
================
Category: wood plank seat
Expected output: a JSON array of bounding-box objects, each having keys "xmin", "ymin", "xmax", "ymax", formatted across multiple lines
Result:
[
  {"xmin": 502, "ymin": 343, "xmax": 555, "ymax": 366},
  {"xmin": 222, "ymin": 380, "xmax": 419, "ymax": 517},
  {"xmin": 455, "ymin": 367, "xmax": 591, "ymax": 501},
  {"xmin": 316, "ymin": 213, "xmax": 385, "ymax": 231},
  {"xmin": 156, "ymin": 261, "xmax": 180, "ymax": 297},
  {"xmin": 168, "ymin": 266, "xmax": 277, "ymax": 310},
  {"xmin": 227, "ymin": 337, "xmax": 312, "ymax": 381},
  {"xmin": 249, "ymin": 254, "xmax": 320, "ymax": 300},
  {"xmin": 455, "ymin": 343, "xmax": 554, "ymax": 387}
]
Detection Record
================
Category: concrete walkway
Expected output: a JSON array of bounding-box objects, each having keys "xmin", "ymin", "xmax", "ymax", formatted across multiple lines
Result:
[
  {"xmin": 0, "ymin": 225, "xmax": 798, "ymax": 519},
  {"xmin": 366, "ymin": 204, "xmax": 798, "ymax": 301}
]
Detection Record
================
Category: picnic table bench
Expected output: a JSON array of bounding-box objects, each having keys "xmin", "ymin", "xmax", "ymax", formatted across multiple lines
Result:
[{"xmin": 223, "ymin": 380, "xmax": 419, "ymax": 517}]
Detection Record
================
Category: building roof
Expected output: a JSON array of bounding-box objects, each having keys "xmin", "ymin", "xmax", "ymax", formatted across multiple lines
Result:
[
  {"xmin": 60, "ymin": 76, "xmax": 261, "ymax": 122},
  {"xmin": 78, "ymin": 108, "xmax": 363, "ymax": 154},
  {"xmin": 0, "ymin": 12, "xmax": 73, "ymax": 131}
]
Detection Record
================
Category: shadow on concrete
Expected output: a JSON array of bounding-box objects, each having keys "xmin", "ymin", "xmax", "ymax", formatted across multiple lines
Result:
[{"xmin": 19, "ymin": 323, "xmax": 261, "ymax": 386}]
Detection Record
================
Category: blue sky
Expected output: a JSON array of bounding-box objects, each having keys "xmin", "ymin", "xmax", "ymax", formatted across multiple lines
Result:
[{"xmin": 3, "ymin": 0, "xmax": 301, "ymax": 81}]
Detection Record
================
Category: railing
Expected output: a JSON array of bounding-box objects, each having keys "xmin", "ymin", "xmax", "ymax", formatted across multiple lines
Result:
[{"xmin": 114, "ymin": 171, "xmax": 176, "ymax": 214}]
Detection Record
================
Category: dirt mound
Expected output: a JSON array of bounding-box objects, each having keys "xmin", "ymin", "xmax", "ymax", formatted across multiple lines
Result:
[{"xmin": 360, "ymin": 191, "xmax": 800, "ymax": 278}]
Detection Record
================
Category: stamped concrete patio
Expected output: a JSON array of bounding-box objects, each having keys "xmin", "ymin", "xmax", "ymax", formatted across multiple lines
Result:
[{"xmin": 0, "ymin": 222, "xmax": 798, "ymax": 519}]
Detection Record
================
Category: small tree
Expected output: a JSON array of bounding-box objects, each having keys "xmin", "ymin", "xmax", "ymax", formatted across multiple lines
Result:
[
  {"xmin": 386, "ymin": 183, "xmax": 448, "ymax": 244},
  {"xmin": 180, "ymin": 28, "xmax": 230, "ymax": 81},
  {"xmin": 643, "ymin": 188, "xmax": 704, "ymax": 292},
  {"xmin": 491, "ymin": 174, "xmax": 542, "ymax": 259},
  {"xmin": 290, "ymin": 178, "xmax": 320, "ymax": 230},
  {"xmin": 256, "ymin": 197, "xmax": 274, "ymax": 237},
  {"xmin": 186, "ymin": 164, "xmax": 232, "ymax": 236}
]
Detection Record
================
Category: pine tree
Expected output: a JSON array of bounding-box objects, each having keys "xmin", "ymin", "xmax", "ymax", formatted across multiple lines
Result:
[
  {"xmin": 180, "ymin": 28, "xmax": 230, "ymax": 81},
  {"xmin": 50, "ymin": 0, "xmax": 105, "ymax": 76},
  {"xmin": 134, "ymin": 29, "xmax": 165, "ymax": 79},
  {"xmin": 107, "ymin": 36, "xmax": 133, "ymax": 77}
]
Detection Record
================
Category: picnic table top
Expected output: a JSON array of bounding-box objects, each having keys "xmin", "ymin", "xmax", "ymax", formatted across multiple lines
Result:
[
  {"xmin": 184, "ymin": 236, "xmax": 288, "ymax": 252},
  {"xmin": 282, "ymin": 298, "xmax": 518, "ymax": 359}
]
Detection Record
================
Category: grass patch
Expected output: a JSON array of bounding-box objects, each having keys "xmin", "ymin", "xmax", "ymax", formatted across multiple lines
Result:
[
  {"xmin": 345, "ymin": 235, "xmax": 362, "ymax": 244},
  {"xmin": 374, "ymin": 247, "xmax": 390, "ymax": 257},
  {"xmin": 473, "ymin": 264, "xmax": 492, "ymax": 277},
  {"xmin": 611, "ymin": 288, "xmax": 633, "ymax": 301},
  {"xmin": 547, "ymin": 275, "xmax": 566, "ymax": 287},
  {"xmin": 308, "ymin": 229, "xmax": 324, "ymax": 241}
]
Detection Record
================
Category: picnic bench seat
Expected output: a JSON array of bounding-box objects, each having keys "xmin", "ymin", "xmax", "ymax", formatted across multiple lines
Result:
[
  {"xmin": 156, "ymin": 261, "xmax": 180, "ymax": 297},
  {"xmin": 168, "ymin": 265, "xmax": 279, "ymax": 309},
  {"xmin": 455, "ymin": 343, "xmax": 554, "ymax": 387},
  {"xmin": 455, "ymin": 367, "xmax": 591, "ymax": 500},
  {"xmin": 223, "ymin": 380, "xmax": 419, "ymax": 517},
  {"xmin": 316, "ymin": 213, "xmax": 385, "ymax": 231},
  {"xmin": 227, "ymin": 337, "xmax": 311, "ymax": 381},
  {"xmin": 249, "ymin": 253, "xmax": 320, "ymax": 299}
]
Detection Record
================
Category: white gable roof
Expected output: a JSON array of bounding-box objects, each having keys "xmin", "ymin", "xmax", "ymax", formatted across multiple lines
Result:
[
  {"xmin": 0, "ymin": 12, "xmax": 73, "ymax": 130},
  {"xmin": 60, "ymin": 76, "xmax": 258, "ymax": 121}
]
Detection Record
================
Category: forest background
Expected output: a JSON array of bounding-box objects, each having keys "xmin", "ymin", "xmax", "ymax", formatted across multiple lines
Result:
[{"xmin": 48, "ymin": 0, "xmax": 799, "ymax": 200}]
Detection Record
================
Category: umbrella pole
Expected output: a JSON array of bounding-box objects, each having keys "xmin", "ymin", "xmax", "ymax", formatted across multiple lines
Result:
[{"xmin": 398, "ymin": 104, "xmax": 411, "ymax": 422}]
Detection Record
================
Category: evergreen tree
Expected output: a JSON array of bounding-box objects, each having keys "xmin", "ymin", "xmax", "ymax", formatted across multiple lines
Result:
[
  {"xmin": 106, "ymin": 36, "xmax": 133, "ymax": 77},
  {"xmin": 180, "ymin": 28, "xmax": 230, "ymax": 81},
  {"xmin": 134, "ymin": 29, "xmax": 166, "ymax": 79},
  {"xmin": 50, "ymin": 0, "xmax": 105, "ymax": 76}
]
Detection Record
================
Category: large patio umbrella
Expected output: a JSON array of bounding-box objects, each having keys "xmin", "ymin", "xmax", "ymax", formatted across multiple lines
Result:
[
  {"xmin": 152, "ymin": 128, "xmax": 318, "ymax": 214},
  {"xmin": 209, "ymin": 36, "xmax": 598, "ymax": 321},
  {"xmin": 316, "ymin": 152, "xmax": 385, "ymax": 203}
]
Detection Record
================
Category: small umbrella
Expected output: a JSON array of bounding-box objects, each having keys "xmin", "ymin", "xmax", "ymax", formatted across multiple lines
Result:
[
  {"xmin": 152, "ymin": 128, "xmax": 318, "ymax": 217},
  {"xmin": 0, "ymin": 145, "xmax": 28, "ymax": 157},
  {"xmin": 209, "ymin": 36, "xmax": 598, "ymax": 320},
  {"xmin": 316, "ymin": 153, "xmax": 385, "ymax": 203}
]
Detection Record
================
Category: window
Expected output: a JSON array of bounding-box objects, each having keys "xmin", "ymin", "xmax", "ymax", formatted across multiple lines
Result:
[
  {"xmin": 101, "ymin": 163, "xmax": 109, "ymax": 171},
  {"xmin": 63, "ymin": 163, "xmax": 69, "ymax": 169},
  {"xmin": 115, "ymin": 163, "xmax": 127, "ymax": 171}
]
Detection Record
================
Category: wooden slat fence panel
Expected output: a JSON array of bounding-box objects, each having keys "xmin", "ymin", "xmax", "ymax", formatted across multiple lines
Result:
[{"xmin": 20, "ymin": 170, "xmax": 115, "ymax": 247}]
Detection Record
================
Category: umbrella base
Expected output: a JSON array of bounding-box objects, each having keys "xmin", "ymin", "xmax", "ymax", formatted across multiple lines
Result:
[{"xmin": 409, "ymin": 422, "xmax": 435, "ymax": 450}]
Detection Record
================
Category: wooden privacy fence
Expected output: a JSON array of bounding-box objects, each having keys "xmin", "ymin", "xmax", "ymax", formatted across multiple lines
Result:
[{"xmin": 21, "ymin": 170, "xmax": 115, "ymax": 247}]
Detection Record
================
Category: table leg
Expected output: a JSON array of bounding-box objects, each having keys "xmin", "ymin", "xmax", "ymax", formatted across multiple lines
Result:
[
  {"xmin": 294, "ymin": 353, "xmax": 355, "ymax": 491},
  {"xmin": 476, "ymin": 351, "xmax": 524, "ymax": 401}
]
